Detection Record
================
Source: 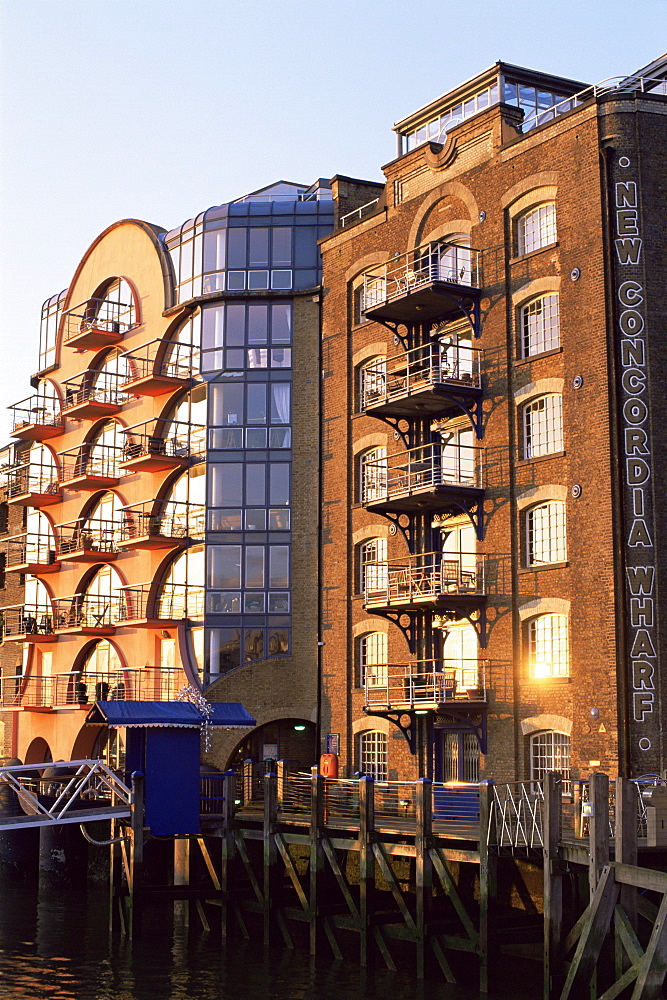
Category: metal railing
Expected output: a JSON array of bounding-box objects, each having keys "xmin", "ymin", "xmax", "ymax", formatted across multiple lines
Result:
[
  {"xmin": 2, "ymin": 532, "xmax": 57, "ymax": 569},
  {"xmin": 4, "ymin": 462, "xmax": 60, "ymax": 500},
  {"xmin": 360, "ymin": 341, "xmax": 481, "ymax": 410},
  {"xmin": 522, "ymin": 74, "xmax": 667, "ymax": 131},
  {"xmin": 364, "ymin": 552, "xmax": 485, "ymax": 607},
  {"xmin": 364, "ymin": 659, "xmax": 486, "ymax": 709},
  {"xmin": 56, "ymin": 518, "xmax": 119, "ymax": 558},
  {"xmin": 0, "ymin": 604, "xmax": 55, "ymax": 639},
  {"xmin": 119, "ymin": 339, "xmax": 198, "ymax": 384},
  {"xmin": 52, "ymin": 594, "xmax": 123, "ymax": 631},
  {"xmin": 362, "ymin": 239, "xmax": 481, "ymax": 311},
  {"xmin": 118, "ymin": 582, "xmax": 205, "ymax": 623},
  {"xmin": 0, "ymin": 668, "xmax": 186, "ymax": 708},
  {"xmin": 340, "ymin": 198, "xmax": 380, "ymax": 227},
  {"xmin": 59, "ymin": 443, "xmax": 124, "ymax": 484},
  {"xmin": 361, "ymin": 441, "xmax": 482, "ymax": 505},
  {"xmin": 491, "ymin": 781, "xmax": 545, "ymax": 849},
  {"xmin": 8, "ymin": 395, "xmax": 62, "ymax": 435},
  {"xmin": 121, "ymin": 420, "xmax": 206, "ymax": 463},
  {"xmin": 61, "ymin": 370, "xmax": 131, "ymax": 411},
  {"xmin": 63, "ymin": 297, "xmax": 135, "ymax": 343},
  {"xmin": 119, "ymin": 500, "xmax": 205, "ymax": 543}
]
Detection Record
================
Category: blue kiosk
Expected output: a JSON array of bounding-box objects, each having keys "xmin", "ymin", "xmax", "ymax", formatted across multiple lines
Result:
[{"xmin": 86, "ymin": 700, "xmax": 255, "ymax": 835}]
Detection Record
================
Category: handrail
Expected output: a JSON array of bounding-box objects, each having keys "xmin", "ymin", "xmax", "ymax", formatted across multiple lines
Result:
[
  {"xmin": 119, "ymin": 499, "xmax": 205, "ymax": 541},
  {"xmin": 0, "ymin": 667, "xmax": 187, "ymax": 707},
  {"xmin": 121, "ymin": 420, "xmax": 206, "ymax": 462},
  {"xmin": 62, "ymin": 298, "xmax": 135, "ymax": 341},
  {"xmin": 119, "ymin": 339, "xmax": 198, "ymax": 383},
  {"xmin": 361, "ymin": 441, "xmax": 482, "ymax": 504},
  {"xmin": 360, "ymin": 341, "xmax": 481, "ymax": 410},
  {"xmin": 118, "ymin": 582, "xmax": 205, "ymax": 622},
  {"xmin": 58, "ymin": 443, "xmax": 124, "ymax": 483},
  {"xmin": 340, "ymin": 198, "xmax": 380, "ymax": 227},
  {"xmin": 362, "ymin": 238, "xmax": 481, "ymax": 313},
  {"xmin": 522, "ymin": 73, "xmax": 667, "ymax": 130},
  {"xmin": 61, "ymin": 369, "xmax": 131, "ymax": 410},
  {"xmin": 363, "ymin": 551, "xmax": 485, "ymax": 606},
  {"xmin": 56, "ymin": 517, "xmax": 119, "ymax": 556},
  {"xmin": 8, "ymin": 395, "xmax": 61, "ymax": 432},
  {"xmin": 2, "ymin": 531, "xmax": 57, "ymax": 568},
  {"xmin": 364, "ymin": 659, "xmax": 486, "ymax": 708}
]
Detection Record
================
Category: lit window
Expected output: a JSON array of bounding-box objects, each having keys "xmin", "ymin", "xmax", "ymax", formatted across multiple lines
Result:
[
  {"xmin": 528, "ymin": 614, "xmax": 569, "ymax": 677},
  {"xmin": 530, "ymin": 731, "xmax": 570, "ymax": 791},
  {"xmin": 359, "ymin": 633, "xmax": 388, "ymax": 687},
  {"xmin": 523, "ymin": 395, "xmax": 563, "ymax": 458},
  {"xmin": 517, "ymin": 203, "xmax": 557, "ymax": 255},
  {"xmin": 526, "ymin": 501, "xmax": 566, "ymax": 565},
  {"xmin": 360, "ymin": 538, "xmax": 387, "ymax": 594},
  {"xmin": 521, "ymin": 294, "xmax": 560, "ymax": 357},
  {"xmin": 360, "ymin": 447, "xmax": 387, "ymax": 502},
  {"xmin": 360, "ymin": 730, "xmax": 388, "ymax": 781}
]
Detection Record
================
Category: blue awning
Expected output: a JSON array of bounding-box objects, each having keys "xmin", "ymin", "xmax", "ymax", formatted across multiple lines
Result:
[{"xmin": 85, "ymin": 700, "xmax": 256, "ymax": 729}]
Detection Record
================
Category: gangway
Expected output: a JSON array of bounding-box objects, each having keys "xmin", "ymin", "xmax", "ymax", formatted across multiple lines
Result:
[{"xmin": 0, "ymin": 758, "xmax": 132, "ymax": 831}]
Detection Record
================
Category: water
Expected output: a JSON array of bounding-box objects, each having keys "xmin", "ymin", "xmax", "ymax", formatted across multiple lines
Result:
[{"xmin": 0, "ymin": 867, "xmax": 540, "ymax": 1000}]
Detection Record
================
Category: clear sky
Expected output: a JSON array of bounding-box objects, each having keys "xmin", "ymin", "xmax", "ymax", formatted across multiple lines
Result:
[{"xmin": 0, "ymin": 0, "xmax": 665, "ymax": 439}]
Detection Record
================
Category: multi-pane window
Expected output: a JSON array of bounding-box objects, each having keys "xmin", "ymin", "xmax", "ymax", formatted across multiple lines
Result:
[
  {"xmin": 526, "ymin": 501, "xmax": 566, "ymax": 565},
  {"xmin": 360, "ymin": 538, "xmax": 387, "ymax": 594},
  {"xmin": 360, "ymin": 632, "xmax": 388, "ymax": 687},
  {"xmin": 209, "ymin": 382, "xmax": 291, "ymax": 450},
  {"xmin": 205, "ymin": 623, "xmax": 290, "ymax": 678},
  {"xmin": 207, "ymin": 543, "xmax": 290, "ymax": 614},
  {"xmin": 521, "ymin": 294, "xmax": 560, "ymax": 357},
  {"xmin": 201, "ymin": 302, "xmax": 293, "ymax": 374},
  {"xmin": 523, "ymin": 395, "xmax": 563, "ymax": 458},
  {"xmin": 208, "ymin": 461, "xmax": 290, "ymax": 531},
  {"xmin": 528, "ymin": 614, "xmax": 569, "ymax": 678},
  {"xmin": 39, "ymin": 289, "xmax": 67, "ymax": 372},
  {"xmin": 360, "ymin": 730, "xmax": 388, "ymax": 781},
  {"xmin": 530, "ymin": 731, "xmax": 571, "ymax": 792},
  {"xmin": 517, "ymin": 203, "xmax": 557, "ymax": 255},
  {"xmin": 360, "ymin": 448, "xmax": 387, "ymax": 502},
  {"xmin": 359, "ymin": 357, "xmax": 386, "ymax": 410}
]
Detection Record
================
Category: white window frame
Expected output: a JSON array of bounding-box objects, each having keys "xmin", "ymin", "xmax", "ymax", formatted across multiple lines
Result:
[
  {"xmin": 528, "ymin": 614, "xmax": 569, "ymax": 678},
  {"xmin": 517, "ymin": 203, "xmax": 557, "ymax": 256},
  {"xmin": 520, "ymin": 293, "xmax": 560, "ymax": 357},
  {"xmin": 359, "ymin": 632, "xmax": 388, "ymax": 688},
  {"xmin": 360, "ymin": 447, "xmax": 387, "ymax": 503},
  {"xmin": 359, "ymin": 730, "xmax": 388, "ymax": 781},
  {"xmin": 359, "ymin": 356, "xmax": 386, "ymax": 411},
  {"xmin": 530, "ymin": 730, "xmax": 571, "ymax": 793},
  {"xmin": 526, "ymin": 501, "xmax": 567, "ymax": 566},
  {"xmin": 523, "ymin": 394, "xmax": 563, "ymax": 459},
  {"xmin": 359, "ymin": 537, "xmax": 388, "ymax": 594}
]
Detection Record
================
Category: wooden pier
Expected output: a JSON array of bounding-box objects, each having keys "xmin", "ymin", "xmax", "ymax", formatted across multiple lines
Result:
[{"xmin": 108, "ymin": 768, "xmax": 667, "ymax": 999}]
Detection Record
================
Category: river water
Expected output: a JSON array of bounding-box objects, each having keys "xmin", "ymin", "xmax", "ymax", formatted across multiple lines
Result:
[{"xmin": 0, "ymin": 865, "xmax": 540, "ymax": 1000}]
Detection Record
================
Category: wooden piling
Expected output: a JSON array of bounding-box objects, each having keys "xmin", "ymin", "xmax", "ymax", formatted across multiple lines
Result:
[
  {"xmin": 588, "ymin": 772, "xmax": 609, "ymax": 898},
  {"xmin": 479, "ymin": 779, "xmax": 496, "ymax": 994},
  {"xmin": 309, "ymin": 769, "xmax": 325, "ymax": 956},
  {"xmin": 614, "ymin": 777, "xmax": 638, "ymax": 980},
  {"xmin": 415, "ymin": 777, "xmax": 432, "ymax": 980},
  {"xmin": 220, "ymin": 770, "xmax": 237, "ymax": 942},
  {"xmin": 359, "ymin": 776, "xmax": 374, "ymax": 968},
  {"xmin": 263, "ymin": 770, "xmax": 278, "ymax": 944},
  {"xmin": 543, "ymin": 770, "xmax": 563, "ymax": 1000}
]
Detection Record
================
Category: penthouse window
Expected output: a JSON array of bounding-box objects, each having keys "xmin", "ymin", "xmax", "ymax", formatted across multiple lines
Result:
[
  {"xmin": 517, "ymin": 203, "xmax": 557, "ymax": 256},
  {"xmin": 522, "ymin": 394, "xmax": 563, "ymax": 459},
  {"xmin": 526, "ymin": 501, "xmax": 566, "ymax": 566},
  {"xmin": 528, "ymin": 614, "xmax": 569, "ymax": 678},
  {"xmin": 520, "ymin": 294, "xmax": 560, "ymax": 357}
]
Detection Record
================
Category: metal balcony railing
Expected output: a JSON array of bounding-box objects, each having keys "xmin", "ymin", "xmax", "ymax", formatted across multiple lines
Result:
[
  {"xmin": 119, "ymin": 500, "xmax": 205, "ymax": 543},
  {"xmin": 119, "ymin": 339, "xmax": 198, "ymax": 387},
  {"xmin": 364, "ymin": 659, "xmax": 486, "ymax": 708},
  {"xmin": 362, "ymin": 442, "xmax": 481, "ymax": 506},
  {"xmin": 522, "ymin": 74, "xmax": 667, "ymax": 131},
  {"xmin": 121, "ymin": 421, "xmax": 206, "ymax": 465},
  {"xmin": 118, "ymin": 583, "xmax": 205, "ymax": 623},
  {"xmin": 61, "ymin": 370, "xmax": 131, "ymax": 413},
  {"xmin": 52, "ymin": 594, "xmax": 122, "ymax": 631},
  {"xmin": 63, "ymin": 297, "xmax": 135, "ymax": 344},
  {"xmin": 362, "ymin": 239, "xmax": 481, "ymax": 313},
  {"xmin": 363, "ymin": 552, "xmax": 485, "ymax": 607},
  {"xmin": 56, "ymin": 518, "xmax": 119, "ymax": 558},
  {"xmin": 3, "ymin": 532, "xmax": 57, "ymax": 570},
  {"xmin": 340, "ymin": 198, "xmax": 380, "ymax": 227},
  {"xmin": 4, "ymin": 462, "xmax": 60, "ymax": 502},
  {"xmin": 59, "ymin": 444, "xmax": 124, "ymax": 485},
  {"xmin": 360, "ymin": 342, "xmax": 481, "ymax": 411},
  {"xmin": 0, "ymin": 668, "xmax": 187, "ymax": 708},
  {"xmin": 8, "ymin": 395, "xmax": 62, "ymax": 438},
  {"xmin": 0, "ymin": 604, "xmax": 55, "ymax": 639}
]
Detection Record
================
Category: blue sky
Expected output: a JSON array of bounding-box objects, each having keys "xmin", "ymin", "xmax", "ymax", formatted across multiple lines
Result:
[{"xmin": 0, "ymin": 0, "xmax": 665, "ymax": 438}]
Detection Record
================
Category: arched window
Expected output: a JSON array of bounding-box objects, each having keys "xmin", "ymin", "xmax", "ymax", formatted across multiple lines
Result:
[
  {"xmin": 526, "ymin": 501, "xmax": 566, "ymax": 565},
  {"xmin": 520, "ymin": 293, "xmax": 560, "ymax": 357},
  {"xmin": 80, "ymin": 640, "xmax": 123, "ymax": 701},
  {"xmin": 360, "ymin": 447, "xmax": 387, "ymax": 503},
  {"xmin": 517, "ymin": 203, "xmax": 557, "ymax": 255},
  {"xmin": 433, "ymin": 237, "xmax": 472, "ymax": 285},
  {"xmin": 528, "ymin": 614, "xmax": 569, "ymax": 678},
  {"xmin": 359, "ymin": 538, "xmax": 387, "ymax": 594},
  {"xmin": 359, "ymin": 730, "xmax": 388, "ymax": 781},
  {"xmin": 359, "ymin": 356, "xmax": 386, "ymax": 411},
  {"xmin": 359, "ymin": 632, "xmax": 388, "ymax": 688},
  {"xmin": 530, "ymin": 731, "xmax": 571, "ymax": 791},
  {"xmin": 522, "ymin": 394, "xmax": 563, "ymax": 458}
]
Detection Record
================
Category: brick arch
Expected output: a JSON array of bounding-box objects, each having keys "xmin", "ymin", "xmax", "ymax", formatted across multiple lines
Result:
[
  {"xmin": 408, "ymin": 181, "xmax": 479, "ymax": 249},
  {"xmin": 520, "ymin": 714, "xmax": 572, "ymax": 736},
  {"xmin": 511, "ymin": 275, "xmax": 562, "ymax": 308},
  {"xmin": 352, "ymin": 716, "xmax": 391, "ymax": 736},
  {"xmin": 500, "ymin": 172, "xmax": 559, "ymax": 211},
  {"xmin": 353, "ymin": 433, "xmax": 388, "ymax": 455},
  {"xmin": 352, "ymin": 619, "xmax": 390, "ymax": 639},
  {"xmin": 513, "ymin": 377, "xmax": 564, "ymax": 407},
  {"xmin": 518, "ymin": 597, "xmax": 571, "ymax": 620},
  {"xmin": 516, "ymin": 485, "xmax": 568, "ymax": 510}
]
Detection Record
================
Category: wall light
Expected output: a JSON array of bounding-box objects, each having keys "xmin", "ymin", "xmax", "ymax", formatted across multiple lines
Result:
[{"xmin": 294, "ymin": 724, "xmax": 306, "ymax": 731}]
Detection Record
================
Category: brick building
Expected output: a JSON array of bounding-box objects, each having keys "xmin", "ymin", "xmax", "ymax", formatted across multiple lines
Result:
[
  {"xmin": 0, "ymin": 179, "xmax": 340, "ymax": 774},
  {"xmin": 319, "ymin": 57, "xmax": 667, "ymax": 787}
]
